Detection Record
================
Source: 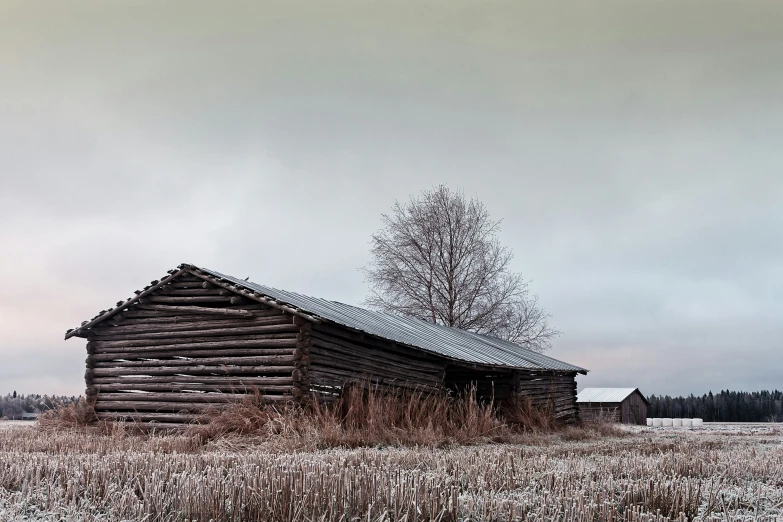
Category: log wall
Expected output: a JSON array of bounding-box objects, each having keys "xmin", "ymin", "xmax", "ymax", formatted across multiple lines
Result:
[
  {"xmin": 515, "ymin": 370, "xmax": 580, "ymax": 422},
  {"xmin": 579, "ymin": 403, "xmax": 622, "ymax": 423},
  {"xmin": 308, "ymin": 323, "xmax": 446, "ymax": 395},
  {"xmin": 83, "ymin": 273, "xmax": 298, "ymax": 427},
  {"xmin": 308, "ymin": 324, "xmax": 579, "ymax": 422},
  {"xmin": 444, "ymin": 368, "xmax": 580, "ymax": 422}
]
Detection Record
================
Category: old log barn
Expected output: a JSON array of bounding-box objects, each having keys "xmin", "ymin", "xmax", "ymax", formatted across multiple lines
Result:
[
  {"xmin": 65, "ymin": 264, "xmax": 587, "ymax": 428},
  {"xmin": 577, "ymin": 388, "xmax": 649, "ymax": 424}
]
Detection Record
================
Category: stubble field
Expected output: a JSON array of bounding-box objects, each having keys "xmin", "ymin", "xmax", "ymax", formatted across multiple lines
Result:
[{"xmin": 0, "ymin": 422, "xmax": 780, "ymax": 521}]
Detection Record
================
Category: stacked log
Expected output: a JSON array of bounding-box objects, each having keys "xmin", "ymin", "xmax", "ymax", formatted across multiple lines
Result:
[
  {"xmin": 309, "ymin": 324, "xmax": 445, "ymax": 393},
  {"xmin": 292, "ymin": 317, "xmax": 311, "ymax": 402},
  {"xmin": 86, "ymin": 275, "xmax": 298, "ymax": 425},
  {"xmin": 516, "ymin": 371, "xmax": 580, "ymax": 421}
]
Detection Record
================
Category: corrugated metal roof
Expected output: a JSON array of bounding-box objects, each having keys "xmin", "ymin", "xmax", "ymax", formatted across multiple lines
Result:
[
  {"xmin": 577, "ymin": 388, "xmax": 640, "ymax": 403},
  {"xmin": 194, "ymin": 265, "xmax": 587, "ymax": 373}
]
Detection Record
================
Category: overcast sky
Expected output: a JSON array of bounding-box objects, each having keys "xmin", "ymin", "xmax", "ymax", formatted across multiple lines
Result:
[{"xmin": 1, "ymin": 1, "xmax": 781, "ymax": 398}]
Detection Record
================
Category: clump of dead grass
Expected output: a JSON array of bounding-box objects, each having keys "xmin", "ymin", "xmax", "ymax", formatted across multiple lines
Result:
[
  {"xmin": 500, "ymin": 395, "xmax": 557, "ymax": 432},
  {"xmin": 311, "ymin": 384, "xmax": 507, "ymax": 447},
  {"xmin": 37, "ymin": 398, "xmax": 96, "ymax": 431}
]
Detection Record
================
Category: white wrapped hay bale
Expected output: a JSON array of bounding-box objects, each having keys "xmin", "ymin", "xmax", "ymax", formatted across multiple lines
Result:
[
  {"xmin": 672, "ymin": 418, "xmax": 683, "ymax": 427},
  {"xmin": 652, "ymin": 418, "xmax": 662, "ymax": 427},
  {"xmin": 692, "ymin": 418, "xmax": 703, "ymax": 427},
  {"xmin": 662, "ymin": 418, "xmax": 673, "ymax": 427},
  {"xmin": 646, "ymin": 418, "xmax": 652, "ymax": 426},
  {"xmin": 682, "ymin": 418, "xmax": 693, "ymax": 428}
]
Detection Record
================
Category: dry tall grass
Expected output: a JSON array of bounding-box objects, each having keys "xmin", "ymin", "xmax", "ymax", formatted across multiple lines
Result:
[
  {"xmin": 0, "ymin": 424, "xmax": 780, "ymax": 521},
  {"xmin": 187, "ymin": 385, "xmax": 566, "ymax": 448},
  {"xmin": 37, "ymin": 398, "xmax": 96, "ymax": 431}
]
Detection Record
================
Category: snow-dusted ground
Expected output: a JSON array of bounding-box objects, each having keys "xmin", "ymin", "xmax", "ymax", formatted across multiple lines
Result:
[
  {"xmin": 0, "ymin": 420, "xmax": 34, "ymax": 430},
  {"xmin": 627, "ymin": 422, "xmax": 781, "ymax": 435},
  {"xmin": 0, "ymin": 423, "xmax": 780, "ymax": 520}
]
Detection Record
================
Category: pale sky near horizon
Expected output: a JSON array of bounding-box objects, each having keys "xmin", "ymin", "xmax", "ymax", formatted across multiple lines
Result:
[{"xmin": 1, "ymin": 1, "xmax": 781, "ymax": 398}]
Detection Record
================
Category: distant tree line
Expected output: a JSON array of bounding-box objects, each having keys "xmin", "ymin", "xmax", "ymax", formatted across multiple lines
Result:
[
  {"xmin": 0, "ymin": 392, "xmax": 80, "ymax": 420},
  {"xmin": 648, "ymin": 390, "xmax": 783, "ymax": 422}
]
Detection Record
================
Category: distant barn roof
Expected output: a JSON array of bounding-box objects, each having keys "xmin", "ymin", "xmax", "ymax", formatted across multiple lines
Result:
[
  {"xmin": 66, "ymin": 263, "xmax": 587, "ymax": 374},
  {"xmin": 577, "ymin": 388, "xmax": 648, "ymax": 404}
]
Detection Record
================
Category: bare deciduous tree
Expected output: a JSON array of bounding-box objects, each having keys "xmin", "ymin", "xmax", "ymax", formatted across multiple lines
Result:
[{"xmin": 363, "ymin": 185, "xmax": 559, "ymax": 353}]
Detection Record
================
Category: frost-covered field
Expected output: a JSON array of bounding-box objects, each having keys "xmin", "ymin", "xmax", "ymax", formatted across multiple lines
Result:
[
  {"xmin": 0, "ymin": 420, "xmax": 33, "ymax": 430},
  {"xmin": 631, "ymin": 423, "xmax": 781, "ymax": 435},
  {"xmin": 0, "ymin": 424, "xmax": 780, "ymax": 521}
]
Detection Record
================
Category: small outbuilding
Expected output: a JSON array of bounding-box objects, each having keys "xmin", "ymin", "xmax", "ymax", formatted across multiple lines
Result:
[
  {"xmin": 65, "ymin": 263, "xmax": 588, "ymax": 427},
  {"xmin": 577, "ymin": 388, "xmax": 649, "ymax": 424}
]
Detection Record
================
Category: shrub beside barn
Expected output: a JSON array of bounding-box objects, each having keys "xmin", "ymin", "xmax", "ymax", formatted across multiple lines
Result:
[
  {"xmin": 577, "ymin": 388, "xmax": 649, "ymax": 424},
  {"xmin": 65, "ymin": 263, "xmax": 588, "ymax": 428}
]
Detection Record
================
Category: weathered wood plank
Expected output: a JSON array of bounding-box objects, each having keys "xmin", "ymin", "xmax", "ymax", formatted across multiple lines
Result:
[
  {"xmin": 115, "ymin": 309, "xmax": 281, "ymax": 321},
  {"xmin": 170, "ymin": 281, "xmax": 209, "ymax": 289},
  {"xmin": 313, "ymin": 324, "xmax": 445, "ymax": 365},
  {"xmin": 91, "ymin": 364, "xmax": 297, "ymax": 377},
  {"xmin": 91, "ymin": 375, "xmax": 293, "ymax": 386},
  {"xmin": 310, "ymin": 345, "xmax": 442, "ymax": 376},
  {"xmin": 90, "ymin": 383, "xmax": 292, "ymax": 393},
  {"xmin": 176, "ymin": 274, "xmax": 204, "ymax": 281},
  {"xmin": 309, "ymin": 367, "xmax": 440, "ymax": 390},
  {"xmin": 160, "ymin": 289, "xmax": 230, "ymax": 297},
  {"xmin": 94, "ymin": 397, "xmax": 290, "ymax": 411},
  {"xmin": 92, "ymin": 347, "xmax": 296, "ymax": 360},
  {"xmin": 93, "ymin": 316, "xmax": 292, "ymax": 336},
  {"xmin": 310, "ymin": 352, "xmax": 441, "ymax": 386},
  {"xmin": 136, "ymin": 303, "xmax": 254, "ymax": 317},
  {"xmin": 92, "ymin": 324, "xmax": 300, "ymax": 341},
  {"xmin": 94, "ymin": 401, "xmax": 216, "ymax": 412},
  {"xmin": 94, "ymin": 355, "xmax": 295, "ymax": 368},
  {"xmin": 310, "ymin": 334, "xmax": 443, "ymax": 374},
  {"xmin": 95, "ymin": 392, "xmax": 247, "ymax": 402},
  {"xmin": 96, "ymin": 412, "xmax": 201, "ymax": 423},
  {"xmin": 93, "ymin": 339, "xmax": 296, "ymax": 354},
  {"xmin": 145, "ymin": 295, "xmax": 233, "ymax": 304},
  {"xmin": 92, "ymin": 333, "xmax": 296, "ymax": 350}
]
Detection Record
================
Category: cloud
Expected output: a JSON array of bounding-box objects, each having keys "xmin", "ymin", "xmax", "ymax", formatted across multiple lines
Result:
[{"xmin": 1, "ymin": 0, "xmax": 781, "ymax": 397}]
